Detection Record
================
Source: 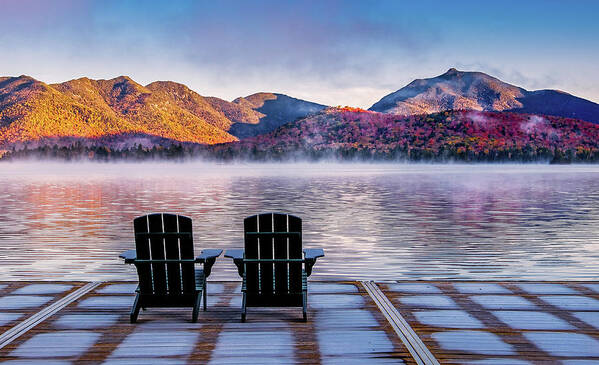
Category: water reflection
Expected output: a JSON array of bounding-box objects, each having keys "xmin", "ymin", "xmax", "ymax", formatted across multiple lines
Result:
[{"xmin": 1, "ymin": 163, "xmax": 598, "ymax": 281}]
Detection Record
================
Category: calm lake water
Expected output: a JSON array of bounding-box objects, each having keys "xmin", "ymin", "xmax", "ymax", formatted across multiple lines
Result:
[{"xmin": 1, "ymin": 162, "xmax": 598, "ymax": 281}]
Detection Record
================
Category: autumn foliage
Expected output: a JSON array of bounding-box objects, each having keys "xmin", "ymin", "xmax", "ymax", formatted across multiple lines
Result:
[
  {"xmin": 333, "ymin": 106, "xmax": 374, "ymax": 113},
  {"xmin": 213, "ymin": 109, "xmax": 599, "ymax": 162},
  {"xmin": 0, "ymin": 75, "xmax": 238, "ymax": 147}
]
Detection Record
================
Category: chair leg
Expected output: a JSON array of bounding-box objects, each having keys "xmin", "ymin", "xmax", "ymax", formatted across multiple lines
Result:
[
  {"xmin": 203, "ymin": 279, "xmax": 207, "ymax": 311},
  {"xmin": 302, "ymin": 290, "xmax": 307, "ymax": 322},
  {"xmin": 130, "ymin": 293, "xmax": 141, "ymax": 323},
  {"xmin": 192, "ymin": 292, "xmax": 201, "ymax": 323},
  {"xmin": 241, "ymin": 292, "xmax": 247, "ymax": 322}
]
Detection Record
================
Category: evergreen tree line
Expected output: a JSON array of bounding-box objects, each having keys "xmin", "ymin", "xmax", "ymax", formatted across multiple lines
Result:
[{"xmin": 1, "ymin": 142, "xmax": 598, "ymax": 163}]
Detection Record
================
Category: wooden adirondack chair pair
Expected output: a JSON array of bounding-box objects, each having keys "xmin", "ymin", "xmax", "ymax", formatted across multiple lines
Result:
[{"xmin": 120, "ymin": 212, "xmax": 323, "ymax": 323}]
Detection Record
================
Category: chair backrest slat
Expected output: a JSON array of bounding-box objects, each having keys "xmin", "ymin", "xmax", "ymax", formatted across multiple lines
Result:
[
  {"xmin": 273, "ymin": 213, "xmax": 289, "ymax": 295},
  {"xmin": 244, "ymin": 213, "xmax": 302, "ymax": 295},
  {"xmin": 287, "ymin": 215, "xmax": 302, "ymax": 294},
  {"xmin": 178, "ymin": 215, "xmax": 195, "ymax": 293},
  {"xmin": 134, "ymin": 215, "xmax": 153, "ymax": 294},
  {"xmin": 163, "ymin": 214, "xmax": 182, "ymax": 295},
  {"xmin": 244, "ymin": 216, "xmax": 259, "ymax": 293},
  {"xmin": 148, "ymin": 214, "xmax": 167, "ymax": 295},
  {"xmin": 133, "ymin": 213, "xmax": 195, "ymax": 296},
  {"xmin": 258, "ymin": 214, "xmax": 274, "ymax": 295}
]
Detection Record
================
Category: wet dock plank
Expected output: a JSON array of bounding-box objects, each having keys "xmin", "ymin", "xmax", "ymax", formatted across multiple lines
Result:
[
  {"xmin": 0, "ymin": 281, "xmax": 412, "ymax": 364},
  {"xmin": 379, "ymin": 281, "xmax": 599, "ymax": 364},
  {"xmin": 0, "ymin": 282, "xmax": 86, "ymax": 337}
]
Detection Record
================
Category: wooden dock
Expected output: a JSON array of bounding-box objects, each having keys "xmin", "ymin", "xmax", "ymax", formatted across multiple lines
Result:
[{"xmin": 0, "ymin": 281, "xmax": 598, "ymax": 363}]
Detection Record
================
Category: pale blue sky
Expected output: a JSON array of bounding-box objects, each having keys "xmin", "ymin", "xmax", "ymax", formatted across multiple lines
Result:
[{"xmin": 1, "ymin": 0, "xmax": 598, "ymax": 107}]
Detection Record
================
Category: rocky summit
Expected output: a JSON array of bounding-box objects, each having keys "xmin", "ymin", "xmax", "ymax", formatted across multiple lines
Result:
[{"xmin": 369, "ymin": 68, "xmax": 599, "ymax": 124}]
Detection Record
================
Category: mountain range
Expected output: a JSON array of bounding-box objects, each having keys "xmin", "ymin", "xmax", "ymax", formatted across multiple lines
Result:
[
  {"xmin": 1, "ymin": 68, "xmax": 599, "ymax": 161},
  {"xmin": 0, "ymin": 75, "xmax": 325, "ymax": 148}
]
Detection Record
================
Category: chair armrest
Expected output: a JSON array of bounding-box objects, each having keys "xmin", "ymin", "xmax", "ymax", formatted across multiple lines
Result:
[
  {"xmin": 119, "ymin": 249, "xmax": 136, "ymax": 264},
  {"xmin": 195, "ymin": 249, "xmax": 223, "ymax": 278},
  {"xmin": 304, "ymin": 248, "xmax": 324, "ymax": 260},
  {"xmin": 303, "ymin": 248, "xmax": 324, "ymax": 277},
  {"xmin": 224, "ymin": 249, "xmax": 244, "ymax": 259},
  {"xmin": 225, "ymin": 249, "xmax": 245, "ymax": 277}
]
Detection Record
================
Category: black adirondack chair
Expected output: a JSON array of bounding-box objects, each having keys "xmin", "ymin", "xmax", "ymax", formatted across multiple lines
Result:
[
  {"xmin": 119, "ymin": 213, "xmax": 222, "ymax": 323},
  {"xmin": 225, "ymin": 213, "xmax": 324, "ymax": 322}
]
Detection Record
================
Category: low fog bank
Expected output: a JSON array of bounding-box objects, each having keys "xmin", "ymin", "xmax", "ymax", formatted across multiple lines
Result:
[{"xmin": 2, "ymin": 160, "xmax": 599, "ymax": 180}]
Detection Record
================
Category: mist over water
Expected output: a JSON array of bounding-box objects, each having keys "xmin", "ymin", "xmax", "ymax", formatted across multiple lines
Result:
[{"xmin": 1, "ymin": 162, "xmax": 599, "ymax": 281}]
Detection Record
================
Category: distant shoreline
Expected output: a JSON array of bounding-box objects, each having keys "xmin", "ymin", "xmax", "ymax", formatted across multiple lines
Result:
[{"xmin": 0, "ymin": 145, "xmax": 586, "ymax": 164}]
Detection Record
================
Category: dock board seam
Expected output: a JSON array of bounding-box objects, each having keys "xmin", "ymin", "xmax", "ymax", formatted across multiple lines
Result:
[
  {"xmin": 361, "ymin": 280, "xmax": 439, "ymax": 365},
  {"xmin": 0, "ymin": 281, "xmax": 102, "ymax": 350}
]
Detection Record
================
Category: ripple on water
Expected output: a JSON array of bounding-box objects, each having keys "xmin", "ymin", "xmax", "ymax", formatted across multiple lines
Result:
[{"xmin": 1, "ymin": 163, "xmax": 599, "ymax": 281}]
